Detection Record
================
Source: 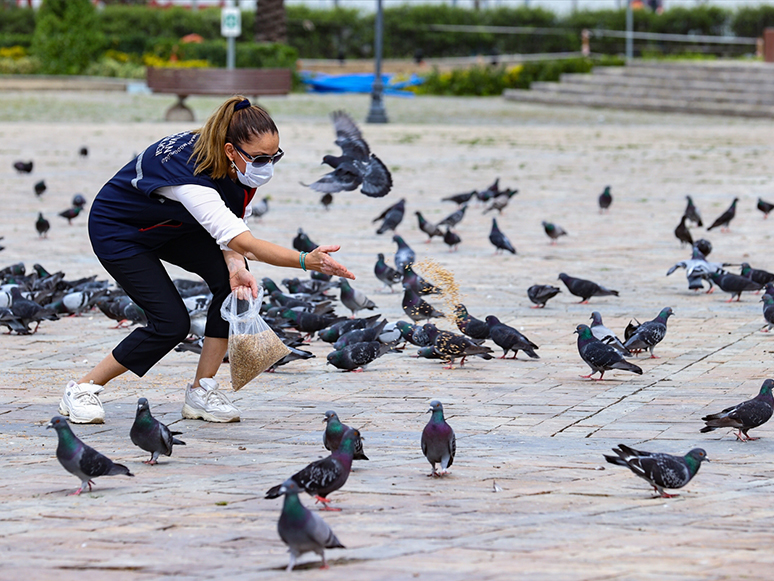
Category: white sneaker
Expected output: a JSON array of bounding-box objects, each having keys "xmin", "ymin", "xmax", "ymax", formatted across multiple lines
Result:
[
  {"xmin": 59, "ymin": 380, "xmax": 105, "ymax": 424},
  {"xmin": 182, "ymin": 378, "xmax": 240, "ymax": 423}
]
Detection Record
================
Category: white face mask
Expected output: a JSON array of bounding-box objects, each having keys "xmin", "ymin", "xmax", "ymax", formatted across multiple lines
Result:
[{"xmin": 233, "ymin": 152, "xmax": 274, "ymax": 188}]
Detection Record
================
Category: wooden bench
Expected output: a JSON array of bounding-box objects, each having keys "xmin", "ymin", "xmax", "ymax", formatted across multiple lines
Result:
[{"xmin": 146, "ymin": 67, "xmax": 293, "ymax": 121}]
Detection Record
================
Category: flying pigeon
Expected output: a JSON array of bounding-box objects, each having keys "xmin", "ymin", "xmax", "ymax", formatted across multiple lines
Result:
[
  {"xmin": 437, "ymin": 205, "xmax": 467, "ymax": 229},
  {"xmin": 623, "ymin": 307, "xmax": 673, "ymax": 358},
  {"xmin": 757, "ymin": 197, "xmax": 774, "ymax": 219},
  {"xmin": 443, "ymin": 227, "xmax": 461, "ymax": 252},
  {"xmin": 762, "ymin": 295, "xmax": 774, "ymax": 332},
  {"xmin": 442, "ymin": 190, "xmax": 476, "ymax": 206},
  {"xmin": 374, "ymin": 253, "xmax": 402, "ymax": 292},
  {"xmin": 35, "ymin": 212, "xmax": 50, "ymax": 238},
  {"xmin": 684, "ymin": 195, "xmax": 703, "ymax": 226},
  {"xmin": 338, "ymin": 278, "xmax": 376, "ymax": 317},
  {"xmin": 666, "ymin": 245, "xmax": 722, "ymax": 292},
  {"xmin": 707, "ymin": 197, "xmax": 739, "ymax": 232},
  {"xmin": 58, "ymin": 206, "xmax": 82, "ymax": 225},
  {"xmin": 402, "ymin": 286, "xmax": 444, "ymax": 323},
  {"xmin": 700, "ymin": 379, "xmax": 774, "ymax": 441},
  {"xmin": 598, "ymin": 186, "xmax": 612, "ymax": 212},
  {"xmin": 453, "ymin": 304, "xmax": 490, "ymax": 340},
  {"xmin": 327, "ymin": 341, "xmax": 391, "ymax": 371},
  {"xmin": 558, "ymin": 273, "xmax": 618, "ymax": 304},
  {"xmin": 740, "ymin": 262, "xmax": 774, "ymax": 287},
  {"xmin": 415, "ymin": 211, "xmax": 443, "ymax": 242},
  {"xmin": 251, "ymin": 196, "xmax": 270, "ymax": 219},
  {"xmin": 604, "ymin": 444, "xmax": 708, "ymax": 498},
  {"xmin": 708, "ymin": 271, "xmax": 762, "ymax": 302},
  {"xmin": 392, "ymin": 234, "xmax": 415, "ymax": 273},
  {"xmin": 34, "ymin": 180, "xmax": 46, "ymax": 197},
  {"xmin": 589, "ymin": 311, "xmax": 629, "ymax": 354},
  {"xmin": 304, "ymin": 110, "xmax": 392, "ymax": 198},
  {"xmin": 275, "ymin": 479, "xmax": 345, "ymax": 572},
  {"xmin": 483, "ymin": 189, "xmax": 518, "ymax": 214},
  {"xmin": 674, "ymin": 215, "xmax": 693, "ymax": 247},
  {"xmin": 575, "ymin": 324, "xmax": 642, "ymax": 380},
  {"xmin": 292, "ymin": 228, "xmax": 318, "ymax": 253},
  {"xmin": 421, "ymin": 400, "xmax": 456, "ymax": 477},
  {"xmin": 542, "ymin": 221, "xmax": 567, "ymax": 244},
  {"xmin": 527, "ymin": 284, "xmax": 561, "ymax": 308},
  {"xmin": 402, "ymin": 263, "xmax": 442, "ymax": 296},
  {"xmin": 130, "ymin": 397, "xmax": 186, "ymax": 465},
  {"xmin": 47, "ymin": 416, "xmax": 134, "ymax": 495},
  {"xmin": 373, "ymin": 198, "xmax": 405, "ymax": 235},
  {"xmin": 265, "ymin": 427, "xmax": 360, "ymax": 509},
  {"xmin": 13, "ymin": 160, "xmax": 33, "ymax": 173},
  {"xmin": 489, "ymin": 218, "xmax": 516, "ymax": 254},
  {"xmin": 485, "ymin": 315, "xmax": 539, "ymax": 359},
  {"xmin": 323, "ymin": 411, "xmax": 368, "ymax": 460},
  {"xmin": 422, "ymin": 323, "xmax": 492, "ymax": 369}
]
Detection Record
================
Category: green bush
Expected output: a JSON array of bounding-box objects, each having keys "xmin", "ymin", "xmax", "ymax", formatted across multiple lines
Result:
[
  {"xmin": 0, "ymin": 56, "xmax": 40, "ymax": 75},
  {"xmin": 0, "ymin": 34, "xmax": 33, "ymax": 49},
  {"xmin": 31, "ymin": 0, "xmax": 106, "ymax": 75},
  {"xmin": 100, "ymin": 5, "xmax": 221, "ymax": 40},
  {"xmin": 731, "ymin": 5, "xmax": 774, "ymax": 38},
  {"xmin": 83, "ymin": 56, "xmax": 145, "ymax": 79},
  {"xmin": 178, "ymin": 41, "xmax": 299, "ymax": 69},
  {"xmin": 0, "ymin": 7, "xmax": 35, "ymax": 35}
]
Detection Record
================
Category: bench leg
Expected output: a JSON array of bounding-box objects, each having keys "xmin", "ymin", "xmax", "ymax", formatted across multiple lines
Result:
[{"xmin": 165, "ymin": 95, "xmax": 194, "ymax": 122}]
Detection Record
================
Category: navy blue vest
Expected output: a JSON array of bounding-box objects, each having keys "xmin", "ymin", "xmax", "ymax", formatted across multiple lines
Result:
[{"xmin": 88, "ymin": 131, "xmax": 254, "ymax": 260}]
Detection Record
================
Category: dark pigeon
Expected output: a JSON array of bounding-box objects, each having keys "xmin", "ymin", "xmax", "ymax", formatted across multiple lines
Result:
[
  {"xmin": 489, "ymin": 218, "xmax": 516, "ymax": 254},
  {"xmin": 129, "ymin": 397, "xmax": 186, "ymax": 465},
  {"xmin": 13, "ymin": 160, "xmax": 33, "ymax": 173},
  {"xmin": 58, "ymin": 206, "xmax": 82, "ymax": 225},
  {"xmin": 598, "ymin": 186, "xmax": 612, "ymax": 212},
  {"xmin": 485, "ymin": 315, "xmax": 539, "ymax": 359},
  {"xmin": 281, "ymin": 309, "xmax": 345, "ymax": 337},
  {"xmin": 415, "ymin": 211, "xmax": 443, "ymax": 242},
  {"xmin": 437, "ymin": 205, "xmax": 467, "ymax": 229},
  {"xmin": 402, "ymin": 263, "xmax": 441, "ymax": 296},
  {"xmin": 374, "ymin": 253, "xmax": 403, "ymax": 292},
  {"xmin": 707, "ymin": 197, "xmax": 739, "ymax": 232},
  {"xmin": 79, "ymin": 146, "xmax": 88, "ymax": 157},
  {"xmin": 292, "ymin": 228, "xmax": 318, "ymax": 253},
  {"xmin": 320, "ymin": 192, "xmax": 334, "ymax": 210},
  {"xmin": 402, "ymin": 286, "xmax": 444, "ymax": 323},
  {"xmin": 47, "ymin": 416, "xmax": 134, "ymax": 495},
  {"xmin": 326, "ymin": 341, "xmax": 390, "ymax": 371},
  {"xmin": 10, "ymin": 287, "xmax": 57, "ymax": 333},
  {"xmin": 395, "ymin": 320, "xmax": 432, "ymax": 347},
  {"xmin": 558, "ymin": 273, "xmax": 618, "ymax": 304},
  {"xmin": 542, "ymin": 220, "xmax": 567, "ymax": 244},
  {"xmin": 442, "ymin": 190, "xmax": 476, "ymax": 206},
  {"xmin": 762, "ymin": 295, "xmax": 774, "ymax": 332},
  {"xmin": 527, "ymin": 284, "xmax": 561, "ymax": 308},
  {"xmin": 740, "ymin": 262, "xmax": 774, "ymax": 287},
  {"xmin": 373, "ymin": 198, "xmax": 405, "ymax": 235},
  {"xmin": 453, "ymin": 304, "xmax": 490, "ymax": 341},
  {"xmin": 34, "ymin": 180, "xmax": 46, "ymax": 197},
  {"xmin": 476, "ymin": 177, "xmax": 501, "ymax": 202},
  {"xmin": 709, "ymin": 271, "xmax": 762, "ymax": 302},
  {"xmin": 674, "ymin": 215, "xmax": 693, "ymax": 247},
  {"xmin": 575, "ymin": 324, "xmax": 642, "ymax": 380},
  {"xmin": 35, "ymin": 212, "xmax": 50, "ymax": 238},
  {"xmin": 323, "ymin": 410, "xmax": 368, "ymax": 460},
  {"xmin": 604, "ymin": 444, "xmax": 708, "ymax": 498},
  {"xmin": 421, "ymin": 400, "xmax": 456, "ymax": 477},
  {"xmin": 333, "ymin": 319, "xmax": 387, "ymax": 350},
  {"xmin": 443, "ymin": 227, "xmax": 461, "ymax": 252},
  {"xmin": 483, "ymin": 189, "xmax": 518, "ymax": 214},
  {"xmin": 684, "ymin": 195, "xmax": 703, "ymax": 227},
  {"xmin": 701, "ymin": 379, "xmax": 774, "ymax": 441},
  {"xmin": 757, "ymin": 197, "xmax": 774, "ymax": 219},
  {"xmin": 393, "ymin": 234, "xmax": 416, "ymax": 273},
  {"xmin": 422, "ymin": 323, "xmax": 493, "ymax": 369},
  {"xmin": 623, "ymin": 307, "xmax": 674, "ymax": 358}
]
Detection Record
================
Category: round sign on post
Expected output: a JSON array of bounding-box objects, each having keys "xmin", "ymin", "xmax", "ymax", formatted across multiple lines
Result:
[{"xmin": 221, "ymin": 7, "xmax": 242, "ymax": 38}]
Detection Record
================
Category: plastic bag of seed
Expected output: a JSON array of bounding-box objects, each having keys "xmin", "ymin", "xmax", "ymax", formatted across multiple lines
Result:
[{"xmin": 220, "ymin": 287, "xmax": 290, "ymax": 391}]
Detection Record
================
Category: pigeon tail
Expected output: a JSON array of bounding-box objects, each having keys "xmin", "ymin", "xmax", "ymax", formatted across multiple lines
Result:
[{"xmin": 107, "ymin": 463, "xmax": 134, "ymax": 477}]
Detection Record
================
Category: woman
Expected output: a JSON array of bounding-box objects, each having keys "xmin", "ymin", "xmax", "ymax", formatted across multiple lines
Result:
[{"xmin": 60, "ymin": 96, "xmax": 354, "ymax": 424}]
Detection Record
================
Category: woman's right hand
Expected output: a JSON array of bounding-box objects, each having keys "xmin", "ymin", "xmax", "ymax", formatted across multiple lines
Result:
[{"xmin": 307, "ymin": 245, "xmax": 355, "ymax": 280}]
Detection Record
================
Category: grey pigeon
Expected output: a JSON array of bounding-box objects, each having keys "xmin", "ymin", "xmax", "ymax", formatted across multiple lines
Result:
[
  {"xmin": 442, "ymin": 190, "xmax": 476, "ymax": 206},
  {"xmin": 276, "ymin": 479, "xmax": 345, "ymax": 571},
  {"xmin": 437, "ymin": 204, "xmax": 467, "ymax": 228},
  {"xmin": 708, "ymin": 271, "xmax": 761, "ymax": 302},
  {"xmin": 415, "ymin": 211, "xmax": 444, "ymax": 242},
  {"xmin": 392, "ymin": 234, "xmax": 415, "ymax": 273},
  {"xmin": 558, "ymin": 273, "xmax": 618, "ymax": 304},
  {"xmin": 402, "ymin": 263, "xmax": 442, "ymax": 296},
  {"xmin": 575, "ymin": 324, "xmax": 642, "ymax": 380},
  {"xmin": 72, "ymin": 193, "xmax": 87, "ymax": 208},
  {"xmin": 485, "ymin": 315, "xmax": 539, "ymax": 359},
  {"xmin": 129, "ymin": 397, "xmax": 186, "ymax": 465},
  {"xmin": 527, "ymin": 284, "xmax": 561, "ymax": 308},
  {"xmin": 701, "ymin": 379, "xmax": 774, "ymax": 441},
  {"xmin": 762, "ymin": 295, "xmax": 774, "ymax": 332},
  {"xmin": 293, "ymin": 228, "xmax": 318, "ymax": 253},
  {"xmin": 483, "ymin": 189, "xmax": 518, "ymax": 214},
  {"xmin": 326, "ymin": 341, "xmax": 391, "ymax": 371},
  {"xmin": 421, "ymin": 400, "xmax": 456, "ymax": 477},
  {"xmin": 47, "ymin": 416, "xmax": 134, "ymax": 495},
  {"xmin": 684, "ymin": 195, "xmax": 703, "ymax": 226},
  {"xmin": 740, "ymin": 262, "xmax": 774, "ymax": 287},
  {"xmin": 251, "ymin": 196, "xmax": 270, "ymax": 219},
  {"xmin": 542, "ymin": 220, "xmax": 567, "ymax": 244},
  {"xmin": 666, "ymin": 245, "xmax": 722, "ymax": 292},
  {"xmin": 623, "ymin": 307, "xmax": 674, "ymax": 358},
  {"xmin": 374, "ymin": 253, "xmax": 402, "ymax": 292},
  {"xmin": 395, "ymin": 320, "xmax": 432, "ymax": 347},
  {"xmin": 489, "ymin": 218, "xmax": 516, "ymax": 254},
  {"xmin": 589, "ymin": 311, "xmax": 629, "ymax": 354},
  {"xmin": 422, "ymin": 323, "xmax": 493, "ymax": 369},
  {"xmin": 323, "ymin": 410, "xmax": 368, "ymax": 460},
  {"xmin": 338, "ymin": 278, "xmax": 376, "ymax": 317},
  {"xmin": 604, "ymin": 444, "xmax": 708, "ymax": 498},
  {"xmin": 373, "ymin": 198, "xmax": 405, "ymax": 234},
  {"xmin": 707, "ymin": 197, "xmax": 739, "ymax": 232}
]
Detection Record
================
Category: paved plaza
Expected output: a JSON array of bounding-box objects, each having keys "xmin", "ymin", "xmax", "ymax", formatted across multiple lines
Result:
[{"xmin": 1, "ymin": 88, "xmax": 774, "ymax": 580}]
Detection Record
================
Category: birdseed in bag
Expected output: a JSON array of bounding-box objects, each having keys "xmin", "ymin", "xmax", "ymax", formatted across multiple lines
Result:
[{"xmin": 228, "ymin": 329, "xmax": 291, "ymax": 391}]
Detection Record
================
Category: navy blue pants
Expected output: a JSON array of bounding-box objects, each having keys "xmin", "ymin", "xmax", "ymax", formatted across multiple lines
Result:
[{"xmin": 98, "ymin": 231, "xmax": 234, "ymax": 377}]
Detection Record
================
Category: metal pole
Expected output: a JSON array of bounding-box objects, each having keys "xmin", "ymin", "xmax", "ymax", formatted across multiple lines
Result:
[
  {"xmin": 227, "ymin": 0, "xmax": 235, "ymax": 70},
  {"xmin": 626, "ymin": 0, "xmax": 633, "ymax": 63},
  {"xmin": 366, "ymin": 0, "xmax": 388, "ymax": 124}
]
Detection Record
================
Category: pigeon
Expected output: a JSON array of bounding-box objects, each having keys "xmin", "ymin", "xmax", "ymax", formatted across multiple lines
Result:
[
  {"xmin": 10, "ymin": 286, "xmax": 57, "ymax": 333},
  {"xmin": 35, "ymin": 212, "xmax": 50, "ymax": 238},
  {"xmin": 666, "ymin": 245, "xmax": 722, "ymax": 292},
  {"xmin": 604, "ymin": 444, "xmax": 707, "ymax": 498},
  {"xmin": 483, "ymin": 189, "xmax": 518, "ymax": 214},
  {"xmin": 757, "ymin": 197, "xmax": 774, "ymax": 219},
  {"xmin": 684, "ymin": 195, "xmax": 703, "ymax": 226},
  {"xmin": 542, "ymin": 221, "xmax": 567, "ymax": 244},
  {"xmin": 281, "ymin": 309, "xmax": 344, "ymax": 338},
  {"xmin": 740, "ymin": 262, "xmax": 774, "ymax": 287},
  {"xmin": 437, "ymin": 204, "xmax": 467, "ymax": 229},
  {"xmin": 708, "ymin": 271, "xmax": 762, "ymax": 302},
  {"xmin": 453, "ymin": 304, "xmax": 490, "ymax": 340},
  {"xmin": 701, "ymin": 379, "xmax": 774, "ymax": 441},
  {"xmin": 674, "ymin": 215, "xmax": 693, "ymax": 247},
  {"xmin": 338, "ymin": 278, "xmax": 376, "ymax": 317},
  {"xmin": 762, "ymin": 295, "xmax": 774, "ymax": 332},
  {"xmin": 322, "ymin": 410, "xmax": 368, "ymax": 460},
  {"xmin": 327, "ymin": 341, "xmax": 390, "ymax": 371},
  {"xmin": 13, "ymin": 160, "xmax": 33, "ymax": 173},
  {"xmin": 443, "ymin": 227, "xmax": 461, "ymax": 252},
  {"xmin": 58, "ymin": 206, "xmax": 82, "ymax": 225},
  {"xmin": 489, "ymin": 218, "xmax": 516, "ymax": 254},
  {"xmin": 374, "ymin": 253, "xmax": 403, "ymax": 292},
  {"xmin": 421, "ymin": 400, "xmax": 456, "ymax": 477},
  {"xmin": 251, "ymin": 196, "xmax": 270, "ymax": 219},
  {"xmin": 623, "ymin": 307, "xmax": 674, "ymax": 358},
  {"xmin": 395, "ymin": 320, "xmax": 432, "ymax": 347},
  {"xmin": 485, "ymin": 315, "xmax": 539, "ymax": 359},
  {"xmin": 707, "ymin": 197, "xmax": 739, "ymax": 232},
  {"xmin": 34, "ymin": 180, "xmax": 46, "ymax": 197},
  {"xmin": 275, "ymin": 479, "xmax": 345, "ymax": 572},
  {"xmin": 598, "ymin": 186, "xmax": 612, "ymax": 212},
  {"xmin": 129, "ymin": 397, "xmax": 186, "ymax": 465},
  {"xmin": 373, "ymin": 198, "xmax": 405, "ymax": 235},
  {"xmin": 79, "ymin": 146, "xmax": 88, "ymax": 157},
  {"xmin": 304, "ymin": 110, "xmax": 392, "ymax": 198},
  {"xmin": 589, "ymin": 311, "xmax": 629, "ymax": 354},
  {"xmin": 292, "ymin": 228, "xmax": 318, "ymax": 253},
  {"xmin": 402, "ymin": 285, "xmax": 444, "ymax": 323},
  {"xmin": 320, "ymin": 192, "xmax": 334, "ymax": 210},
  {"xmin": 442, "ymin": 190, "xmax": 476, "ymax": 206},
  {"xmin": 415, "ymin": 211, "xmax": 443, "ymax": 242},
  {"xmin": 575, "ymin": 324, "xmax": 642, "ymax": 380},
  {"xmin": 694, "ymin": 238, "xmax": 712, "ymax": 257},
  {"xmin": 422, "ymin": 323, "xmax": 492, "ymax": 368},
  {"xmin": 476, "ymin": 177, "xmax": 501, "ymax": 202},
  {"xmin": 47, "ymin": 416, "xmax": 134, "ymax": 495},
  {"xmin": 269, "ymin": 346, "xmax": 316, "ymax": 372},
  {"xmin": 402, "ymin": 264, "xmax": 441, "ymax": 296},
  {"xmin": 333, "ymin": 319, "xmax": 387, "ymax": 350},
  {"xmin": 527, "ymin": 284, "xmax": 561, "ymax": 308},
  {"xmin": 265, "ymin": 427, "xmax": 360, "ymax": 509},
  {"xmin": 558, "ymin": 273, "xmax": 618, "ymax": 304},
  {"xmin": 393, "ymin": 234, "xmax": 416, "ymax": 273}
]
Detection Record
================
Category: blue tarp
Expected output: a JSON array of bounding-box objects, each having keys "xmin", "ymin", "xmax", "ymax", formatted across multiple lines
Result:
[{"xmin": 300, "ymin": 72, "xmax": 423, "ymax": 96}]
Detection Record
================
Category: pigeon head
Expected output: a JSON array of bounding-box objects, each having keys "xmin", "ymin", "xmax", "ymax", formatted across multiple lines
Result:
[
  {"xmin": 338, "ymin": 428, "xmax": 361, "ymax": 455},
  {"xmin": 558, "ymin": 273, "xmax": 568, "ymax": 282},
  {"xmin": 46, "ymin": 416, "xmax": 71, "ymax": 431},
  {"xmin": 762, "ymin": 295, "xmax": 774, "ymax": 305},
  {"xmin": 589, "ymin": 312, "xmax": 603, "ymax": 326},
  {"xmin": 574, "ymin": 324, "xmax": 594, "ymax": 339},
  {"xmin": 377, "ymin": 253, "xmax": 385, "ymax": 261},
  {"xmin": 323, "ymin": 410, "xmax": 339, "ymax": 423},
  {"xmin": 484, "ymin": 315, "xmax": 500, "ymax": 327},
  {"xmin": 137, "ymin": 397, "xmax": 149, "ymax": 411},
  {"xmin": 684, "ymin": 448, "xmax": 709, "ymax": 474},
  {"xmin": 427, "ymin": 400, "xmax": 444, "ymax": 415},
  {"xmin": 326, "ymin": 350, "xmax": 344, "ymax": 367},
  {"xmin": 760, "ymin": 379, "xmax": 774, "ymax": 396},
  {"xmin": 454, "ymin": 304, "xmax": 468, "ymax": 319},
  {"xmin": 657, "ymin": 307, "xmax": 675, "ymax": 322},
  {"xmin": 278, "ymin": 479, "xmax": 303, "ymax": 496},
  {"xmin": 422, "ymin": 323, "xmax": 439, "ymax": 341}
]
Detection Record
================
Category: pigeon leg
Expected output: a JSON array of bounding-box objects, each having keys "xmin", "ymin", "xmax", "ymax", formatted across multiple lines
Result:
[
  {"xmin": 579, "ymin": 299, "xmax": 590, "ymax": 304},
  {"xmin": 459, "ymin": 356, "xmax": 467, "ymax": 366},
  {"xmin": 320, "ymin": 554, "xmax": 329, "ymax": 570},
  {"xmin": 348, "ymin": 368, "xmax": 365, "ymax": 373},
  {"xmin": 530, "ymin": 304, "xmax": 544, "ymax": 309},
  {"xmin": 706, "ymin": 287, "xmax": 714, "ymax": 294},
  {"xmin": 659, "ymin": 491, "xmax": 678, "ymax": 498},
  {"xmin": 580, "ymin": 372, "xmax": 598, "ymax": 379},
  {"xmin": 442, "ymin": 360, "xmax": 455, "ymax": 370}
]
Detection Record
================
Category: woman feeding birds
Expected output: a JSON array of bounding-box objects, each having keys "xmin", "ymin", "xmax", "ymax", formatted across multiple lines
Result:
[{"xmin": 60, "ymin": 96, "xmax": 354, "ymax": 425}]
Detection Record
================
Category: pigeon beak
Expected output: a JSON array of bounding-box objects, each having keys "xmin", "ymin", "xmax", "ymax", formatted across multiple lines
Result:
[
  {"xmin": 426, "ymin": 408, "xmax": 432, "ymax": 414},
  {"xmin": 46, "ymin": 422, "xmax": 53, "ymax": 429}
]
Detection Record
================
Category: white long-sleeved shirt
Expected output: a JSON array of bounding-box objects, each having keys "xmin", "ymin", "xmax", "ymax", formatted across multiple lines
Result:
[{"xmin": 155, "ymin": 184, "xmax": 251, "ymax": 251}]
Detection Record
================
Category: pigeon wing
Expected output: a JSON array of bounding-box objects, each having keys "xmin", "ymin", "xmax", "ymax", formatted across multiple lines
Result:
[
  {"xmin": 332, "ymin": 111, "xmax": 370, "ymax": 161},
  {"xmin": 360, "ymin": 154, "xmax": 393, "ymax": 198}
]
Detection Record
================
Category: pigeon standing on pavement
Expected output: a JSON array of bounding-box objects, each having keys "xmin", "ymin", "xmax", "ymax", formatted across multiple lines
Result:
[
  {"xmin": 58, "ymin": 206, "xmax": 82, "ymax": 225},
  {"xmin": 708, "ymin": 271, "xmax": 762, "ymax": 302},
  {"xmin": 483, "ymin": 189, "xmax": 518, "ymax": 214},
  {"xmin": 47, "ymin": 416, "xmax": 134, "ymax": 495},
  {"xmin": 35, "ymin": 212, "xmax": 50, "ymax": 238},
  {"xmin": 453, "ymin": 304, "xmax": 490, "ymax": 341},
  {"xmin": 443, "ymin": 227, "xmax": 461, "ymax": 252},
  {"xmin": 700, "ymin": 379, "xmax": 774, "ymax": 441},
  {"xmin": 542, "ymin": 221, "xmax": 567, "ymax": 244},
  {"xmin": 13, "ymin": 160, "xmax": 33, "ymax": 173},
  {"xmin": 623, "ymin": 307, "xmax": 674, "ymax": 358},
  {"xmin": 757, "ymin": 197, "xmax": 774, "ymax": 219},
  {"xmin": 604, "ymin": 444, "xmax": 708, "ymax": 498},
  {"xmin": 251, "ymin": 196, "xmax": 270, "ymax": 219},
  {"xmin": 575, "ymin": 324, "xmax": 642, "ymax": 380},
  {"xmin": 292, "ymin": 228, "xmax": 318, "ymax": 253},
  {"xmin": 740, "ymin": 262, "xmax": 774, "ymax": 287},
  {"xmin": 558, "ymin": 273, "xmax": 618, "ymax": 304},
  {"xmin": 598, "ymin": 186, "xmax": 612, "ymax": 212},
  {"xmin": 415, "ymin": 211, "xmax": 443, "ymax": 242},
  {"xmin": 34, "ymin": 180, "xmax": 46, "ymax": 197},
  {"xmin": 421, "ymin": 400, "xmax": 456, "ymax": 477},
  {"xmin": 422, "ymin": 323, "xmax": 493, "ymax": 368},
  {"xmin": 338, "ymin": 278, "xmax": 376, "ymax": 317},
  {"xmin": 762, "ymin": 295, "xmax": 774, "ymax": 332},
  {"xmin": 589, "ymin": 311, "xmax": 629, "ymax": 354},
  {"xmin": 437, "ymin": 205, "xmax": 467, "ymax": 229},
  {"xmin": 129, "ymin": 397, "xmax": 186, "ymax": 465},
  {"xmin": 527, "ymin": 284, "xmax": 561, "ymax": 308},
  {"xmin": 684, "ymin": 195, "xmax": 703, "ymax": 227},
  {"xmin": 393, "ymin": 234, "xmax": 416, "ymax": 273},
  {"xmin": 402, "ymin": 285, "xmax": 444, "ymax": 323},
  {"xmin": 327, "ymin": 341, "xmax": 391, "ymax": 371},
  {"xmin": 374, "ymin": 253, "xmax": 402, "ymax": 292},
  {"xmin": 674, "ymin": 215, "xmax": 693, "ymax": 247},
  {"xmin": 707, "ymin": 197, "xmax": 739, "ymax": 232},
  {"xmin": 485, "ymin": 315, "xmax": 539, "ymax": 359},
  {"xmin": 323, "ymin": 410, "xmax": 368, "ymax": 460},
  {"xmin": 489, "ymin": 218, "xmax": 516, "ymax": 254},
  {"xmin": 373, "ymin": 198, "xmax": 405, "ymax": 235},
  {"xmin": 275, "ymin": 479, "xmax": 345, "ymax": 572}
]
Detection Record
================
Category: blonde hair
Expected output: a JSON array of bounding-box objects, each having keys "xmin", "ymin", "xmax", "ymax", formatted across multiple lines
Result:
[{"xmin": 190, "ymin": 95, "xmax": 278, "ymax": 179}]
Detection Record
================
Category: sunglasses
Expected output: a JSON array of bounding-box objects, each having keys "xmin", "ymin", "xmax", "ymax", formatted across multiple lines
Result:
[{"xmin": 233, "ymin": 143, "xmax": 284, "ymax": 167}]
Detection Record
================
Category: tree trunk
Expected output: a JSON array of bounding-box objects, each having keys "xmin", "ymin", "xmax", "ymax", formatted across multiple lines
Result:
[{"xmin": 255, "ymin": 0, "xmax": 287, "ymax": 44}]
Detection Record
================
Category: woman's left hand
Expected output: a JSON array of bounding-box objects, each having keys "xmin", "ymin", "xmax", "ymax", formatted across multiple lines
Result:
[
  {"xmin": 230, "ymin": 268, "xmax": 259, "ymax": 299},
  {"xmin": 307, "ymin": 245, "xmax": 355, "ymax": 280}
]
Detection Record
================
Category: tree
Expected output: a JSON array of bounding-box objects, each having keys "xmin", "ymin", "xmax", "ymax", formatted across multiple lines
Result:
[{"xmin": 255, "ymin": 0, "xmax": 287, "ymax": 44}]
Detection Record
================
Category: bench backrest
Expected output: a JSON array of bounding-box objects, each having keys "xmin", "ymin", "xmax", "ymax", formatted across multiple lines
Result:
[{"xmin": 146, "ymin": 67, "xmax": 293, "ymax": 96}]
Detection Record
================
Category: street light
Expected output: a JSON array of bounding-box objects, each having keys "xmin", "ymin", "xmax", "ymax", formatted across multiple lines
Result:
[
  {"xmin": 626, "ymin": 0, "xmax": 633, "ymax": 63},
  {"xmin": 366, "ymin": 0, "xmax": 388, "ymax": 124}
]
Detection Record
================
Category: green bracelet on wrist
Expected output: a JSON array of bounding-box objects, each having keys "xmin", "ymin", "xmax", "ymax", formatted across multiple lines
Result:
[{"xmin": 299, "ymin": 252, "xmax": 307, "ymax": 271}]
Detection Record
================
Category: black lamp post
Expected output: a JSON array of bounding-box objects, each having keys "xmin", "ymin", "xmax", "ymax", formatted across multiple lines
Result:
[{"xmin": 366, "ymin": 0, "xmax": 388, "ymax": 124}]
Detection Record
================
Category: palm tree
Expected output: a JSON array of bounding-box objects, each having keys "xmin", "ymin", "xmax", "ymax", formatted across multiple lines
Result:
[{"xmin": 255, "ymin": 0, "xmax": 286, "ymax": 44}]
